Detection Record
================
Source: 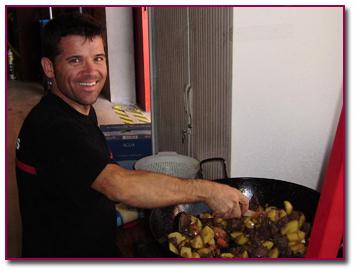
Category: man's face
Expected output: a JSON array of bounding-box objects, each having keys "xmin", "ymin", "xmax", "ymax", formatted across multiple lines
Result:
[{"xmin": 45, "ymin": 35, "xmax": 107, "ymax": 113}]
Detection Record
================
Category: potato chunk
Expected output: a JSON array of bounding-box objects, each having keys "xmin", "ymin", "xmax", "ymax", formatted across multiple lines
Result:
[
  {"xmin": 281, "ymin": 220, "xmax": 299, "ymax": 235},
  {"xmin": 180, "ymin": 246, "xmax": 192, "ymax": 258},
  {"xmin": 220, "ymin": 253, "xmax": 234, "ymax": 258},
  {"xmin": 284, "ymin": 201, "xmax": 293, "ymax": 215},
  {"xmin": 269, "ymin": 247, "xmax": 280, "ymax": 258},
  {"xmin": 169, "ymin": 242, "xmax": 179, "ymax": 255},
  {"xmin": 191, "ymin": 235, "xmax": 204, "ymax": 249},
  {"xmin": 262, "ymin": 240, "xmax": 274, "ymax": 250},
  {"xmin": 201, "ymin": 225, "xmax": 214, "ymax": 244}
]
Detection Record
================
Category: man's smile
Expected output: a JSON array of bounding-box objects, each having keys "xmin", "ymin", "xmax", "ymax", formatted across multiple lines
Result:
[{"xmin": 79, "ymin": 81, "xmax": 97, "ymax": 87}]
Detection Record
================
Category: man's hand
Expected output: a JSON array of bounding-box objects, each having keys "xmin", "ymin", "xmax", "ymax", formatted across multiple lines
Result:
[{"xmin": 205, "ymin": 182, "xmax": 249, "ymax": 219}]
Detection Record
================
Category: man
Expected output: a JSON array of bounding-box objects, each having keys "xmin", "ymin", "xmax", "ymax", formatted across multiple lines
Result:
[{"xmin": 15, "ymin": 13, "xmax": 249, "ymax": 258}]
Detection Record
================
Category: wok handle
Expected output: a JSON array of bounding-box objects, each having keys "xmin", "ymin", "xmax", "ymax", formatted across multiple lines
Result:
[{"xmin": 199, "ymin": 157, "xmax": 229, "ymax": 179}]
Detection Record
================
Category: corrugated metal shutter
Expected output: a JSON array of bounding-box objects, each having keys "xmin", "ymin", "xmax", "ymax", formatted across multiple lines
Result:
[{"xmin": 152, "ymin": 7, "xmax": 233, "ymax": 179}]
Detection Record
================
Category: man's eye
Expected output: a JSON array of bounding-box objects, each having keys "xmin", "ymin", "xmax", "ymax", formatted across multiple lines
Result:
[
  {"xmin": 69, "ymin": 58, "xmax": 80, "ymax": 64},
  {"xmin": 95, "ymin": 56, "xmax": 105, "ymax": 62}
]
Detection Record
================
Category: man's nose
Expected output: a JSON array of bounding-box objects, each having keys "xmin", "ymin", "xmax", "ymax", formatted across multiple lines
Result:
[{"xmin": 83, "ymin": 60, "xmax": 96, "ymax": 74}]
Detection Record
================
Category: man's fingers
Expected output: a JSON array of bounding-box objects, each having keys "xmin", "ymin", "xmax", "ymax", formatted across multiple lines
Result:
[{"xmin": 239, "ymin": 193, "xmax": 250, "ymax": 214}]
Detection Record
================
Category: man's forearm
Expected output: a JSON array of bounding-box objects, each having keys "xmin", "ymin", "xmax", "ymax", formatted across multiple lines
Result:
[{"xmin": 93, "ymin": 163, "xmax": 213, "ymax": 208}]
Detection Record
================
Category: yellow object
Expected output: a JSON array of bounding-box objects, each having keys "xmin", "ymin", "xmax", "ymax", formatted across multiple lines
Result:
[
  {"xmin": 191, "ymin": 235, "xmax": 204, "ymax": 249},
  {"xmin": 267, "ymin": 209, "xmax": 278, "ymax": 222},
  {"xmin": 169, "ymin": 242, "xmax": 179, "ymax": 255},
  {"xmin": 236, "ymin": 234, "xmax": 249, "ymax": 245},
  {"xmin": 230, "ymin": 231, "xmax": 243, "ymax": 239},
  {"xmin": 167, "ymin": 232, "xmax": 186, "ymax": 245},
  {"xmin": 201, "ymin": 226, "xmax": 214, "ymax": 244},
  {"xmin": 281, "ymin": 220, "xmax": 299, "ymax": 235},
  {"xmin": 269, "ymin": 247, "xmax": 280, "ymax": 258},
  {"xmin": 241, "ymin": 250, "xmax": 249, "ymax": 258},
  {"xmin": 180, "ymin": 246, "xmax": 192, "ymax": 258},
  {"xmin": 286, "ymin": 232, "xmax": 299, "ymax": 242},
  {"xmin": 262, "ymin": 240, "xmax": 274, "ymax": 249},
  {"xmin": 221, "ymin": 253, "xmax": 234, "ymax": 258},
  {"xmin": 284, "ymin": 201, "xmax": 293, "ymax": 215}
]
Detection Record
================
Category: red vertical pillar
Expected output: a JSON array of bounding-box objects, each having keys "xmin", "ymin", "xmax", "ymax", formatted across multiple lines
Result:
[
  {"xmin": 305, "ymin": 106, "xmax": 345, "ymax": 259},
  {"xmin": 134, "ymin": 7, "xmax": 151, "ymax": 112}
]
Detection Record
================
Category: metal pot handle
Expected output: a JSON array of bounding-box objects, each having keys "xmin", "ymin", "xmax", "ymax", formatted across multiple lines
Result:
[{"xmin": 199, "ymin": 157, "xmax": 229, "ymax": 179}]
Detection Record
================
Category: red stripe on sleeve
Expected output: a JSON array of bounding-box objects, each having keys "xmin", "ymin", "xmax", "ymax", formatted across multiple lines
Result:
[{"xmin": 16, "ymin": 159, "xmax": 37, "ymax": 175}]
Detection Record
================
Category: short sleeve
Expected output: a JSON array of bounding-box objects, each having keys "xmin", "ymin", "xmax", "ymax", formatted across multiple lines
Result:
[{"xmin": 36, "ymin": 120, "xmax": 110, "ymax": 201}]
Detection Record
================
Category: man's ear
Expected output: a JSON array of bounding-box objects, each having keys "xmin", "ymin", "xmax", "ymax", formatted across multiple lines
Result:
[{"xmin": 41, "ymin": 57, "xmax": 55, "ymax": 79}]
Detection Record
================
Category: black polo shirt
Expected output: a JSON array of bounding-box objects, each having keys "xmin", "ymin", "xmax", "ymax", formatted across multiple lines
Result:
[{"xmin": 16, "ymin": 93, "xmax": 117, "ymax": 258}]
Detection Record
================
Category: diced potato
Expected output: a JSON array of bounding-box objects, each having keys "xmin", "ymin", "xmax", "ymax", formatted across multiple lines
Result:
[
  {"xmin": 289, "ymin": 243, "xmax": 306, "ymax": 254},
  {"xmin": 299, "ymin": 214, "xmax": 306, "ymax": 228},
  {"xmin": 179, "ymin": 238, "xmax": 190, "ymax": 249},
  {"xmin": 288, "ymin": 241, "xmax": 298, "ymax": 247},
  {"xmin": 180, "ymin": 246, "xmax": 192, "ymax": 258},
  {"xmin": 236, "ymin": 234, "xmax": 249, "ymax": 245},
  {"xmin": 207, "ymin": 238, "xmax": 215, "ymax": 246},
  {"xmin": 281, "ymin": 220, "xmax": 299, "ymax": 235},
  {"xmin": 269, "ymin": 247, "xmax": 280, "ymax": 258},
  {"xmin": 197, "ymin": 247, "xmax": 212, "ymax": 257},
  {"xmin": 230, "ymin": 231, "xmax": 243, "ymax": 239},
  {"xmin": 262, "ymin": 240, "xmax": 274, "ymax": 250},
  {"xmin": 244, "ymin": 217, "xmax": 255, "ymax": 229},
  {"xmin": 169, "ymin": 242, "xmax": 179, "ymax": 255},
  {"xmin": 215, "ymin": 217, "xmax": 224, "ymax": 224},
  {"xmin": 267, "ymin": 209, "xmax": 278, "ymax": 222},
  {"xmin": 298, "ymin": 231, "xmax": 306, "ymax": 241},
  {"xmin": 201, "ymin": 226, "xmax": 214, "ymax": 244},
  {"xmin": 168, "ymin": 232, "xmax": 186, "ymax": 245},
  {"xmin": 287, "ymin": 232, "xmax": 300, "ymax": 242},
  {"xmin": 279, "ymin": 209, "xmax": 287, "ymax": 218},
  {"xmin": 191, "ymin": 252, "xmax": 200, "ymax": 258},
  {"xmin": 191, "ymin": 235, "xmax": 204, "ymax": 249},
  {"xmin": 284, "ymin": 201, "xmax": 293, "ymax": 215},
  {"xmin": 241, "ymin": 250, "xmax": 248, "ymax": 258},
  {"xmin": 167, "ymin": 202, "xmax": 309, "ymax": 258},
  {"xmin": 214, "ymin": 217, "xmax": 228, "ymax": 228},
  {"xmin": 191, "ymin": 215, "xmax": 203, "ymax": 230},
  {"xmin": 220, "ymin": 253, "xmax": 234, "ymax": 258}
]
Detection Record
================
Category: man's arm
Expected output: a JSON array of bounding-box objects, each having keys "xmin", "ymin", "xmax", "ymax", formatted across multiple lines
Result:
[{"xmin": 91, "ymin": 163, "xmax": 249, "ymax": 218}]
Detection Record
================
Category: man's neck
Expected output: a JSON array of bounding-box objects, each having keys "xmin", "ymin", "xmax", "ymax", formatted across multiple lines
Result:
[{"xmin": 51, "ymin": 88, "xmax": 91, "ymax": 116}]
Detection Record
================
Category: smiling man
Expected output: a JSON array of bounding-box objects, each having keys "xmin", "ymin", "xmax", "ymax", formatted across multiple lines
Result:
[{"xmin": 15, "ymin": 13, "xmax": 249, "ymax": 258}]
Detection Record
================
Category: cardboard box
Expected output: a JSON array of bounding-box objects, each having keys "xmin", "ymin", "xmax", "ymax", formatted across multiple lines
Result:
[{"xmin": 100, "ymin": 124, "xmax": 152, "ymax": 169}]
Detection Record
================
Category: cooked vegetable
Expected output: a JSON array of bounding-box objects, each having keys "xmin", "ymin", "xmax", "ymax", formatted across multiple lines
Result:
[
  {"xmin": 284, "ymin": 201, "xmax": 293, "ymax": 215},
  {"xmin": 220, "ymin": 253, "xmax": 234, "ymax": 258},
  {"xmin": 201, "ymin": 225, "xmax": 214, "ymax": 244},
  {"xmin": 169, "ymin": 242, "xmax": 179, "ymax": 255},
  {"xmin": 281, "ymin": 220, "xmax": 299, "ymax": 235},
  {"xmin": 180, "ymin": 246, "xmax": 192, "ymax": 258},
  {"xmin": 269, "ymin": 247, "xmax": 280, "ymax": 258},
  {"xmin": 262, "ymin": 240, "xmax": 274, "ymax": 250},
  {"xmin": 167, "ymin": 201, "xmax": 312, "ymax": 258},
  {"xmin": 191, "ymin": 235, "xmax": 204, "ymax": 249},
  {"xmin": 168, "ymin": 232, "xmax": 186, "ymax": 245}
]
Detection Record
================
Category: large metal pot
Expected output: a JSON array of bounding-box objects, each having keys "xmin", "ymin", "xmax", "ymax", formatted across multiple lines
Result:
[{"xmin": 149, "ymin": 177, "xmax": 320, "ymax": 256}]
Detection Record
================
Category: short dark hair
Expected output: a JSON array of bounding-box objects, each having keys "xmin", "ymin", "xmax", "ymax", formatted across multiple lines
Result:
[{"xmin": 43, "ymin": 13, "xmax": 105, "ymax": 62}]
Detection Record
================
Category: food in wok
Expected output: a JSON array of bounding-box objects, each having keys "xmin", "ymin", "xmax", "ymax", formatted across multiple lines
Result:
[{"xmin": 167, "ymin": 201, "xmax": 311, "ymax": 258}]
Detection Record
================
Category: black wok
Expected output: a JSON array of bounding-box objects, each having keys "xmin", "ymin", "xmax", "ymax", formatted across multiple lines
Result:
[{"xmin": 149, "ymin": 177, "xmax": 320, "ymax": 256}]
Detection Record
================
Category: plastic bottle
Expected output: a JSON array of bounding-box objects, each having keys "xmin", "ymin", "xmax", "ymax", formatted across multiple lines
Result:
[{"xmin": 8, "ymin": 48, "xmax": 16, "ymax": 80}]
